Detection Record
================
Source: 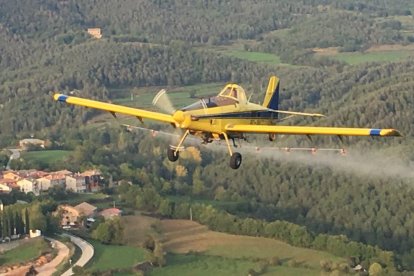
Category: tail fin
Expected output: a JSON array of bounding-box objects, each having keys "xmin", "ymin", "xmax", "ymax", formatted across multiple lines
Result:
[{"xmin": 262, "ymin": 76, "xmax": 280, "ymax": 110}]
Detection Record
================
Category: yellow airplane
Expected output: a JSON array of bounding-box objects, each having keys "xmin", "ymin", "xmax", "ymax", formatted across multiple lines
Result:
[{"xmin": 53, "ymin": 76, "xmax": 401, "ymax": 169}]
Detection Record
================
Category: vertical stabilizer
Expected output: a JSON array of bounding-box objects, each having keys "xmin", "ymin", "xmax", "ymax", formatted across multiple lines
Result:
[{"xmin": 262, "ymin": 76, "xmax": 280, "ymax": 110}]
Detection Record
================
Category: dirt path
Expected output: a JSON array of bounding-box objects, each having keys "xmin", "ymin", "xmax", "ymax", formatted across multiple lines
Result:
[{"xmin": 36, "ymin": 237, "xmax": 70, "ymax": 276}]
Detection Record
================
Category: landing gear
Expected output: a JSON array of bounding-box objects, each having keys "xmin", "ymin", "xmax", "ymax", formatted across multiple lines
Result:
[
  {"xmin": 222, "ymin": 132, "xmax": 242, "ymax": 169},
  {"xmin": 167, "ymin": 147, "xmax": 179, "ymax": 162},
  {"xmin": 167, "ymin": 129, "xmax": 189, "ymax": 162},
  {"xmin": 230, "ymin": 152, "xmax": 242, "ymax": 169}
]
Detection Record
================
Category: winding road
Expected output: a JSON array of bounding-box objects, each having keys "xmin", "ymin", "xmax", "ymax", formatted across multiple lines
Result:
[
  {"xmin": 37, "ymin": 237, "xmax": 70, "ymax": 276},
  {"xmin": 6, "ymin": 149, "xmax": 20, "ymax": 170},
  {"xmin": 61, "ymin": 233, "xmax": 94, "ymax": 276}
]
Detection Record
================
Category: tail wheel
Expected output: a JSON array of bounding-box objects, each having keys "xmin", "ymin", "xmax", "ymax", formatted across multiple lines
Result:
[
  {"xmin": 167, "ymin": 148, "xmax": 179, "ymax": 162},
  {"xmin": 230, "ymin": 152, "xmax": 242, "ymax": 169}
]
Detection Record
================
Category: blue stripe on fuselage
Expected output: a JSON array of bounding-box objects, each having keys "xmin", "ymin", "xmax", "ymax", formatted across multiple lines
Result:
[
  {"xmin": 370, "ymin": 129, "xmax": 381, "ymax": 136},
  {"xmin": 57, "ymin": 95, "xmax": 68, "ymax": 102}
]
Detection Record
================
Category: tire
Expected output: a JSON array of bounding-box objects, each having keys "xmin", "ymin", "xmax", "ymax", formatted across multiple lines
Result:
[
  {"xmin": 269, "ymin": 133, "xmax": 276, "ymax": 141},
  {"xmin": 167, "ymin": 148, "xmax": 179, "ymax": 162},
  {"xmin": 230, "ymin": 152, "xmax": 242, "ymax": 169}
]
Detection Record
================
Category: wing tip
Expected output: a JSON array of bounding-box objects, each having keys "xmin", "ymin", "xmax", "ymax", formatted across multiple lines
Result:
[
  {"xmin": 380, "ymin": 129, "xmax": 402, "ymax": 137},
  {"xmin": 53, "ymin": 93, "xmax": 68, "ymax": 102}
]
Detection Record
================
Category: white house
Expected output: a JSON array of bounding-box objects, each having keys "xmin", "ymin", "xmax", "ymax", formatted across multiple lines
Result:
[
  {"xmin": 65, "ymin": 175, "xmax": 86, "ymax": 193},
  {"xmin": 17, "ymin": 179, "xmax": 38, "ymax": 195}
]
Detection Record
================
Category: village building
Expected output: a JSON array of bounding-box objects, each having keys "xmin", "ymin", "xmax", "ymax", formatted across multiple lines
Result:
[
  {"xmin": 0, "ymin": 183, "xmax": 11, "ymax": 193},
  {"xmin": 75, "ymin": 202, "xmax": 97, "ymax": 217},
  {"xmin": 57, "ymin": 202, "xmax": 97, "ymax": 228},
  {"xmin": 99, "ymin": 208, "xmax": 122, "ymax": 219},
  {"xmin": 58, "ymin": 205, "xmax": 80, "ymax": 227},
  {"xmin": 65, "ymin": 175, "xmax": 87, "ymax": 193},
  {"xmin": 2, "ymin": 171, "xmax": 21, "ymax": 181},
  {"xmin": 87, "ymin": 28, "xmax": 102, "ymax": 39},
  {"xmin": 0, "ymin": 178, "xmax": 18, "ymax": 191},
  {"xmin": 17, "ymin": 178, "xmax": 39, "ymax": 195},
  {"xmin": 81, "ymin": 169, "xmax": 102, "ymax": 192},
  {"xmin": 52, "ymin": 169, "xmax": 73, "ymax": 176},
  {"xmin": 37, "ymin": 173, "xmax": 66, "ymax": 191},
  {"xmin": 19, "ymin": 139, "xmax": 46, "ymax": 150}
]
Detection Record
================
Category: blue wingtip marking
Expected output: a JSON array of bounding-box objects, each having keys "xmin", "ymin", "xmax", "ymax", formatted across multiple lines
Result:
[
  {"xmin": 370, "ymin": 129, "xmax": 381, "ymax": 136},
  {"xmin": 57, "ymin": 95, "xmax": 68, "ymax": 102}
]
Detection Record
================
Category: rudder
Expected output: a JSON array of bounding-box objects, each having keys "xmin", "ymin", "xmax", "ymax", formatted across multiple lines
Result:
[{"xmin": 262, "ymin": 76, "xmax": 280, "ymax": 110}]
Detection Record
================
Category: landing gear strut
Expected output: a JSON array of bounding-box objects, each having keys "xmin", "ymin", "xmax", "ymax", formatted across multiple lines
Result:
[
  {"xmin": 222, "ymin": 132, "xmax": 242, "ymax": 169},
  {"xmin": 167, "ymin": 129, "xmax": 189, "ymax": 162}
]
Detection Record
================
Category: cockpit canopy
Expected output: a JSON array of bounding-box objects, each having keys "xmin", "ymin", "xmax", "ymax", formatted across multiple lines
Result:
[
  {"xmin": 218, "ymin": 84, "xmax": 247, "ymax": 104},
  {"xmin": 181, "ymin": 84, "xmax": 248, "ymax": 111}
]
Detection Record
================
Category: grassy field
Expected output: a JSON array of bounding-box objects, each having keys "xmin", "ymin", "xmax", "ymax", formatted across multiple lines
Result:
[
  {"xmin": 202, "ymin": 41, "xmax": 284, "ymax": 65},
  {"xmin": 167, "ymin": 195, "xmax": 248, "ymax": 212},
  {"xmin": 314, "ymin": 44, "xmax": 414, "ymax": 65},
  {"xmin": 159, "ymin": 219, "xmax": 342, "ymax": 269},
  {"xmin": 85, "ymin": 239, "xmax": 149, "ymax": 272},
  {"xmin": 0, "ymin": 237, "xmax": 50, "ymax": 266},
  {"xmin": 150, "ymin": 253, "xmax": 320, "ymax": 276},
  {"xmin": 22, "ymin": 150, "xmax": 71, "ymax": 165},
  {"xmin": 333, "ymin": 50, "xmax": 413, "ymax": 65},
  {"xmin": 122, "ymin": 215, "xmax": 344, "ymax": 275},
  {"xmin": 220, "ymin": 49, "xmax": 281, "ymax": 64}
]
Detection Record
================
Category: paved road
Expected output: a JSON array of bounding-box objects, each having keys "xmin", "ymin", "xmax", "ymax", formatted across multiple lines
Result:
[
  {"xmin": 36, "ymin": 237, "xmax": 70, "ymax": 276},
  {"xmin": 6, "ymin": 149, "xmax": 20, "ymax": 170},
  {"xmin": 61, "ymin": 233, "xmax": 94, "ymax": 276}
]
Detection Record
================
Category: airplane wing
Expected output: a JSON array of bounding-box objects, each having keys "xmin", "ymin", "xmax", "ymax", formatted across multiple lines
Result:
[
  {"xmin": 225, "ymin": 124, "xmax": 401, "ymax": 137},
  {"xmin": 271, "ymin": 110, "xmax": 324, "ymax": 117},
  {"xmin": 53, "ymin": 94, "xmax": 175, "ymax": 124}
]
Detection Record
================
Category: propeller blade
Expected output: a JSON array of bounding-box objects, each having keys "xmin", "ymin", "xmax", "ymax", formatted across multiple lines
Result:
[{"xmin": 152, "ymin": 89, "xmax": 176, "ymax": 114}]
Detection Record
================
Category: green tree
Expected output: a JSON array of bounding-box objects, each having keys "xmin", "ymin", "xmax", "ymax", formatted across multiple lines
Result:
[
  {"xmin": 369, "ymin": 262, "xmax": 383, "ymax": 275},
  {"xmin": 29, "ymin": 204, "xmax": 47, "ymax": 232}
]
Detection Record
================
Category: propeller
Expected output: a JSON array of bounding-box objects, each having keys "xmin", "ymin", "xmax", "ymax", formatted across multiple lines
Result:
[{"xmin": 152, "ymin": 89, "xmax": 176, "ymax": 114}]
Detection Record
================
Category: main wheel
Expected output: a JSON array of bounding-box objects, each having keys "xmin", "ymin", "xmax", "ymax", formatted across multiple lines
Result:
[
  {"xmin": 167, "ymin": 148, "xmax": 179, "ymax": 162},
  {"xmin": 229, "ymin": 152, "xmax": 242, "ymax": 169},
  {"xmin": 269, "ymin": 133, "xmax": 276, "ymax": 141}
]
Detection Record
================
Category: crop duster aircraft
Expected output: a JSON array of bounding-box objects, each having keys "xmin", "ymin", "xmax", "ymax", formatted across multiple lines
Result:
[{"xmin": 53, "ymin": 76, "xmax": 401, "ymax": 169}]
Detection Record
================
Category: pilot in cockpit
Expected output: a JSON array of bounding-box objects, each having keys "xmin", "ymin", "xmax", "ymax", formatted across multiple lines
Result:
[{"xmin": 222, "ymin": 87, "xmax": 238, "ymax": 99}]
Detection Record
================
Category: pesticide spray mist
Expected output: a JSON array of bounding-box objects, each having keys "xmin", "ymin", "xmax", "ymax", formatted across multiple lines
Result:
[
  {"xmin": 233, "ymin": 145, "xmax": 414, "ymax": 180},
  {"xmin": 129, "ymin": 125, "xmax": 414, "ymax": 180}
]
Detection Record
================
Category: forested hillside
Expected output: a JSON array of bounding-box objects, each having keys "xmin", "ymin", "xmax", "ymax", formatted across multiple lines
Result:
[{"xmin": 1, "ymin": 0, "xmax": 414, "ymax": 271}]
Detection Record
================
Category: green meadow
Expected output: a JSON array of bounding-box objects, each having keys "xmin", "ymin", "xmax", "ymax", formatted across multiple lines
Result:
[
  {"xmin": 85, "ymin": 240, "xmax": 149, "ymax": 272},
  {"xmin": 22, "ymin": 150, "xmax": 71, "ymax": 165},
  {"xmin": 333, "ymin": 50, "xmax": 413, "ymax": 65},
  {"xmin": 0, "ymin": 238, "xmax": 50, "ymax": 266},
  {"xmin": 149, "ymin": 253, "xmax": 320, "ymax": 276}
]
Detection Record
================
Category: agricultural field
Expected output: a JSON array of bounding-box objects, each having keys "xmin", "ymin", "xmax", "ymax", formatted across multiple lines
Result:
[
  {"xmin": 85, "ymin": 239, "xmax": 149, "ymax": 272},
  {"xmin": 203, "ymin": 42, "xmax": 283, "ymax": 65},
  {"xmin": 314, "ymin": 44, "xmax": 414, "ymax": 65},
  {"xmin": 149, "ymin": 253, "xmax": 320, "ymax": 276},
  {"xmin": 0, "ymin": 237, "xmax": 50, "ymax": 267},
  {"xmin": 22, "ymin": 150, "xmax": 71, "ymax": 166},
  {"xmin": 122, "ymin": 215, "xmax": 344, "ymax": 275}
]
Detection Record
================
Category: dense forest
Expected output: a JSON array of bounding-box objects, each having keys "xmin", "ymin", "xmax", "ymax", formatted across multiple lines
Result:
[{"xmin": 1, "ymin": 0, "xmax": 414, "ymax": 272}]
